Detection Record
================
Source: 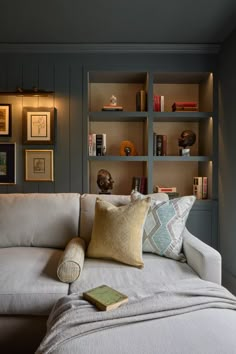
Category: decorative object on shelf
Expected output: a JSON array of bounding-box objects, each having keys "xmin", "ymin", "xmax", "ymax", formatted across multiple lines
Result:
[
  {"xmin": 178, "ymin": 130, "xmax": 196, "ymax": 156},
  {"xmin": 97, "ymin": 169, "xmax": 114, "ymax": 194},
  {"xmin": 120, "ymin": 140, "xmax": 137, "ymax": 156},
  {"xmin": 172, "ymin": 101, "xmax": 198, "ymax": 112},
  {"xmin": 25, "ymin": 149, "xmax": 54, "ymax": 182},
  {"xmin": 0, "ymin": 143, "xmax": 16, "ymax": 184},
  {"xmin": 102, "ymin": 95, "xmax": 123, "ymax": 111},
  {"xmin": 0, "ymin": 104, "xmax": 12, "ymax": 137},
  {"xmin": 22, "ymin": 107, "xmax": 55, "ymax": 145},
  {"xmin": 0, "ymin": 87, "xmax": 54, "ymax": 97}
]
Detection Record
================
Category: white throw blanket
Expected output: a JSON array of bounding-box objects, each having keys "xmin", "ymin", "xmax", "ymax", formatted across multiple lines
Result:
[{"xmin": 36, "ymin": 278, "xmax": 236, "ymax": 354}]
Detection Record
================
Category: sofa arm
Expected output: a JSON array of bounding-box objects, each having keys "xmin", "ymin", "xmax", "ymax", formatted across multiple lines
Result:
[
  {"xmin": 57, "ymin": 237, "xmax": 85, "ymax": 283},
  {"xmin": 183, "ymin": 228, "xmax": 222, "ymax": 285}
]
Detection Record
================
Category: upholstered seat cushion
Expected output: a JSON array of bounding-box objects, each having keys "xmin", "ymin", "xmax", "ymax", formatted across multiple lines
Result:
[{"xmin": 0, "ymin": 247, "xmax": 69, "ymax": 315}]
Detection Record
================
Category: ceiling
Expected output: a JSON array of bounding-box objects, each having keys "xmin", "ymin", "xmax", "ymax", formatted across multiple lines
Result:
[{"xmin": 1, "ymin": 0, "xmax": 236, "ymax": 45}]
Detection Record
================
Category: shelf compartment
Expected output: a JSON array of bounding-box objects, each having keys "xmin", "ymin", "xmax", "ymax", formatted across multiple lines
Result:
[
  {"xmin": 89, "ymin": 120, "xmax": 148, "ymax": 156},
  {"xmin": 153, "ymin": 160, "xmax": 212, "ymax": 198},
  {"xmin": 153, "ymin": 72, "xmax": 213, "ymax": 113},
  {"xmin": 88, "ymin": 160, "xmax": 147, "ymax": 195},
  {"xmin": 88, "ymin": 71, "xmax": 148, "ymax": 112}
]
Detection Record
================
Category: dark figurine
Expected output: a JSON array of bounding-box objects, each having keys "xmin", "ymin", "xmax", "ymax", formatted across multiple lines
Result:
[
  {"xmin": 97, "ymin": 169, "xmax": 114, "ymax": 194},
  {"xmin": 178, "ymin": 130, "xmax": 196, "ymax": 149}
]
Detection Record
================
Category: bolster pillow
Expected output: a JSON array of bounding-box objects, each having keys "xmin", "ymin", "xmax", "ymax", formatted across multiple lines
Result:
[{"xmin": 57, "ymin": 237, "xmax": 85, "ymax": 283}]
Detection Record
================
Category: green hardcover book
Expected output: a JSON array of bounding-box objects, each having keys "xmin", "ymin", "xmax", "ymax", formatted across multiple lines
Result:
[{"xmin": 83, "ymin": 285, "xmax": 128, "ymax": 311}]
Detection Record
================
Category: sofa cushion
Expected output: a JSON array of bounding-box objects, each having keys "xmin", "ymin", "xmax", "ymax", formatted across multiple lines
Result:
[
  {"xmin": 86, "ymin": 197, "xmax": 151, "ymax": 268},
  {"xmin": 0, "ymin": 247, "xmax": 69, "ymax": 315},
  {"xmin": 80, "ymin": 194, "xmax": 131, "ymax": 246},
  {"xmin": 0, "ymin": 193, "xmax": 80, "ymax": 248},
  {"xmin": 57, "ymin": 237, "xmax": 85, "ymax": 283},
  {"xmin": 79, "ymin": 193, "xmax": 167, "ymax": 247},
  {"xmin": 142, "ymin": 196, "xmax": 196, "ymax": 261},
  {"xmin": 70, "ymin": 253, "xmax": 199, "ymax": 295}
]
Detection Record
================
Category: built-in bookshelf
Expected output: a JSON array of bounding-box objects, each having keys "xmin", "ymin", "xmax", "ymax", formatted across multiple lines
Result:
[{"xmin": 83, "ymin": 69, "xmax": 215, "ymax": 200}]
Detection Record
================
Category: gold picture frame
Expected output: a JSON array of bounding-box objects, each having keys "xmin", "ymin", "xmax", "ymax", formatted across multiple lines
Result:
[
  {"xmin": 22, "ymin": 107, "xmax": 55, "ymax": 144},
  {"xmin": 25, "ymin": 149, "xmax": 54, "ymax": 182},
  {"xmin": 0, "ymin": 104, "xmax": 12, "ymax": 137}
]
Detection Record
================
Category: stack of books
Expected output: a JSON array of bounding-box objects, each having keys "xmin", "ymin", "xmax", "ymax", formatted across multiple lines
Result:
[
  {"xmin": 193, "ymin": 177, "xmax": 208, "ymax": 199},
  {"xmin": 132, "ymin": 176, "xmax": 147, "ymax": 194},
  {"xmin": 155, "ymin": 186, "xmax": 179, "ymax": 199},
  {"xmin": 88, "ymin": 133, "xmax": 106, "ymax": 156},
  {"xmin": 153, "ymin": 133, "xmax": 167, "ymax": 156},
  {"xmin": 102, "ymin": 105, "xmax": 123, "ymax": 111},
  {"xmin": 153, "ymin": 95, "xmax": 164, "ymax": 112},
  {"xmin": 172, "ymin": 101, "xmax": 198, "ymax": 112}
]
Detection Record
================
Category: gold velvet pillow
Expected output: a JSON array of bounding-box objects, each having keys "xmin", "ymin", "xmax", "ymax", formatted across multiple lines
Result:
[{"xmin": 86, "ymin": 197, "xmax": 151, "ymax": 268}]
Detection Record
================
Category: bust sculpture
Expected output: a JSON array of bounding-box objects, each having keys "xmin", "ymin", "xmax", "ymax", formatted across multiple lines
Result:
[
  {"xmin": 97, "ymin": 169, "xmax": 114, "ymax": 194},
  {"xmin": 178, "ymin": 130, "xmax": 196, "ymax": 156}
]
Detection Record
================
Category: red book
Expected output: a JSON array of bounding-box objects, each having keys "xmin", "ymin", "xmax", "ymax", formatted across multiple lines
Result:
[{"xmin": 172, "ymin": 101, "xmax": 197, "ymax": 108}]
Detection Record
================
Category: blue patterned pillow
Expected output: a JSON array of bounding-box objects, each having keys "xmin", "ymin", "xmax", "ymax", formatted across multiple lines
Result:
[{"xmin": 142, "ymin": 196, "xmax": 196, "ymax": 261}]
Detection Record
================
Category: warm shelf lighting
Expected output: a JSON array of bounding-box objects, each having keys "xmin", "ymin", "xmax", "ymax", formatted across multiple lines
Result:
[{"xmin": 0, "ymin": 87, "xmax": 54, "ymax": 97}]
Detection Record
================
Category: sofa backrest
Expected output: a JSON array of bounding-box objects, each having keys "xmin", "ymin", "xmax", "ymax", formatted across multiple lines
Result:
[
  {"xmin": 79, "ymin": 193, "xmax": 168, "ymax": 246},
  {"xmin": 0, "ymin": 193, "xmax": 80, "ymax": 248}
]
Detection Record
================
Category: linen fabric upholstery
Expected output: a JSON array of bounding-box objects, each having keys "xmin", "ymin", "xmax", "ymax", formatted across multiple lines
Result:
[
  {"xmin": 0, "ymin": 193, "xmax": 80, "ymax": 248},
  {"xmin": 142, "ymin": 196, "xmax": 196, "ymax": 261},
  {"xmin": 86, "ymin": 197, "xmax": 151, "ymax": 268},
  {"xmin": 0, "ymin": 247, "xmax": 69, "ymax": 315},
  {"xmin": 79, "ymin": 194, "xmax": 131, "ymax": 247},
  {"xmin": 57, "ymin": 237, "xmax": 85, "ymax": 283}
]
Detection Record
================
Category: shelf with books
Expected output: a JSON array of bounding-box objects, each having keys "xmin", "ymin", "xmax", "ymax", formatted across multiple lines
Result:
[{"xmin": 152, "ymin": 72, "xmax": 213, "ymax": 113}]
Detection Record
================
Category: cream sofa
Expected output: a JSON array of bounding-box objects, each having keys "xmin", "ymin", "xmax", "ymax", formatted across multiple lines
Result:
[{"xmin": 0, "ymin": 193, "xmax": 222, "ymax": 354}]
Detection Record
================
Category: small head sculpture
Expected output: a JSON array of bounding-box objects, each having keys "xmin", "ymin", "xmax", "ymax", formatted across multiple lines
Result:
[
  {"xmin": 178, "ymin": 130, "xmax": 196, "ymax": 149},
  {"xmin": 97, "ymin": 169, "xmax": 114, "ymax": 193}
]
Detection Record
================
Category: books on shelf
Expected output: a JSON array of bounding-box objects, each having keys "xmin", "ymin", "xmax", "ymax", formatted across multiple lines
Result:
[
  {"xmin": 136, "ymin": 90, "xmax": 147, "ymax": 111},
  {"xmin": 193, "ymin": 177, "xmax": 208, "ymax": 199},
  {"xmin": 155, "ymin": 186, "xmax": 179, "ymax": 199},
  {"xmin": 88, "ymin": 133, "xmax": 106, "ymax": 156},
  {"xmin": 172, "ymin": 101, "xmax": 198, "ymax": 112},
  {"xmin": 102, "ymin": 105, "xmax": 123, "ymax": 111},
  {"xmin": 153, "ymin": 133, "xmax": 167, "ymax": 156},
  {"xmin": 156, "ymin": 186, "xmax": 177, "ymax": 193},
  {"xmin": 83, "ymin": 284, "xmax": 128, "ymax": 311},
  {"xmin": 132, "ymin": 176, "xmax": 147, "ymax": 194},
  {"xmin": 153, "ymin": 95, "xmax": 164, "ymax": 112}
]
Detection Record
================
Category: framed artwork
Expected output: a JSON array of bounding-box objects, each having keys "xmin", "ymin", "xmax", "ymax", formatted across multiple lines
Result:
[
  {"xmin": 22, "ymin": 107, "xmax": 55, "ymax": 144},
  {"xmin": 0, "ymin": 143, "xmax": 16, "ymax": 184},
  {"xmin": 0, "ymin": 104, "xmax": 12, "ymax": 137},
  {"xmin": 25, "ymin": 149, "xmax": 54, "ymax": 182}
]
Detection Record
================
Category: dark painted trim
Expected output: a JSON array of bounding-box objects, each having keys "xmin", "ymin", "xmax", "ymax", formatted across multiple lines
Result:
[{"xmin": 0, "ymin": 43, "xmax": 221, "ymax": 54}]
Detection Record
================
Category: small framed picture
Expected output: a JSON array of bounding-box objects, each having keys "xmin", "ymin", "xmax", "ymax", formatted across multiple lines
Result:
[
  {"xmin": 22, "ymin": 107, "xmax": 55, "ymax": 144},
  {"xmin": 25, "ymin": 149, "xmax": 54, "ymax": 182},
  {"xmin": 0, "ymin": 104, "xmax": 12, "ymax": 137},
  {"xmin": 0, "ymin": 143, "xmax": 16, "ymax": 184}
]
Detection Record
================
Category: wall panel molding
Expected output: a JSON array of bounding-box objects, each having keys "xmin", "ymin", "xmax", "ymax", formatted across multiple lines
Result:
[{"xmin": 0, "ymin": 43, "xmax": 221, "ymax": 54}]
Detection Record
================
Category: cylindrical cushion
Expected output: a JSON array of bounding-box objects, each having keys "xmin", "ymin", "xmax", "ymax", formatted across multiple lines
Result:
[{"xmin": 57, "ymin": 237, "xmax": 85, "ymax": 283}]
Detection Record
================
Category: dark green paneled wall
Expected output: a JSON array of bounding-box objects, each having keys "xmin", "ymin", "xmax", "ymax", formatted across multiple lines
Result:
[
  {"xmin": 219, "ymin": 29, "xmax": 236, "ymax": 292},
  {"xmin": 0, "ymin": 52, "xmax": 217, "ymax": 195}
]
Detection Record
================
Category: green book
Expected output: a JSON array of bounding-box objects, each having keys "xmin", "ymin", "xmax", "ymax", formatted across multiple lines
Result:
[{"xmin": 83, "ymin": 285, "xmax": 128, "ymax": 311}]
